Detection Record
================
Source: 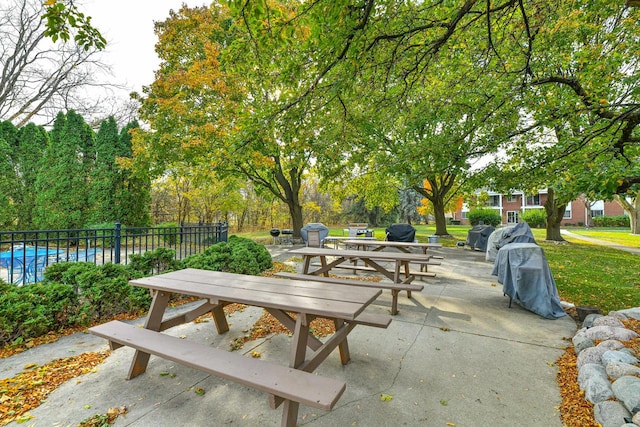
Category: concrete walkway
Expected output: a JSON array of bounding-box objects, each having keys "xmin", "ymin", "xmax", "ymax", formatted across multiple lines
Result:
[
  {"xmin": 561, "ymin": 229, "xmax": 640, "ymax": 255},
  {"xmin": 2, "ymin": 245, "xmax": 577, "ymax": 427}
]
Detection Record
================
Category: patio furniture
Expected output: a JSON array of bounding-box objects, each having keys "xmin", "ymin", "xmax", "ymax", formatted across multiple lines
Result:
[
  {"xmin": 90, "ymin": 268, "xmax": 390, "ymax": 426},
  {"xmin": 0, "ymin": 246, "xmax": 65, "ymax": 284},
  {"xmin": 288, "ymin": 246, "xmax": 429, "ymax": 314}
]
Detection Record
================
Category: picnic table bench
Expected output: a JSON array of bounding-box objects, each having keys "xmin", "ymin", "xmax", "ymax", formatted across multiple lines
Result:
[
  {"xmin": 287, "ymin": 247, "xmax": 431, "ymax": 314},
  {"xmin": 89, "ymin": 268, "xmax": 390, "ymax": 427},
  {"xmin": 342, "ymin": 239, "xmax": 444, "ymax": 278}
]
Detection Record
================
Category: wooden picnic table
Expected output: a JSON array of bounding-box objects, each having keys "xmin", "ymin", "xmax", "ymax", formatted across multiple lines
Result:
[
  {"xmin": 341, "ymin": 239, "xmax": 444, "ymax": 273},
  {"xmin": 341, "ymin": 239, "xmax": 442, "ymax": 254},
  {"xmin": 288, "ymin": 246, "xmax": 433, "ymax": 314},
  {"xmin": 89, "ymin": 268, "xmax": 389, "ymax": 427}
]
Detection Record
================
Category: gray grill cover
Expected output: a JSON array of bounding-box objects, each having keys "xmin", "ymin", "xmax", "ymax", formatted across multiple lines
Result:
[
  {"xmin": 492, "ymin": 242, "xmax": 566, "ymax": 319},
  {"xmin": 466, "ymin": 225, "xmax": 495, "ymax": 251},
  {"xmin": 385, "ymin": 224, "xmax": 416, "ymax": 242},
  {"xmin": 300, "ymin": 223, "xmax": 329, "ymax": 243},
  {"xmin": 486, "ymin": 222, "xmax": 537, "ymax": 262}
]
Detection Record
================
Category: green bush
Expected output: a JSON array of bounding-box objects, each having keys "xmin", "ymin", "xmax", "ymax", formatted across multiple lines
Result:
[
  {"xmin": 467, "ymin": 208, "xmax": 502, "ymax": 227},
  {"xmin": 0, "ymin": 281, "xmax": 79, "ymax": 346},
  {"xmin": 181, "ymin": 235, "xmax": 272, "ymax": 275},
  {"xmin": 128, "ymin": 247, "xmax": 181, "ymax": 276},
  {"xmin": 1, "ymin": 236, "xmax": 272, "ymax": 347},
  {"xmin": 521, "ymin": 209, "xmax": 547, "ymax": 228},
  {"xmin": 592, "ymin": 215, "xmax": 630, "ymax": 227}
]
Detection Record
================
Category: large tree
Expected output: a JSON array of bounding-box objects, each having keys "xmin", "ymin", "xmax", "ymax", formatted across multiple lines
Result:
[
  {"xmin": 34, "ymin": 110, "xmax": 94, "ymax": 229},
  {"xmin": 134, "ymin": 4, "xmax": 340, "ymax": 237}
]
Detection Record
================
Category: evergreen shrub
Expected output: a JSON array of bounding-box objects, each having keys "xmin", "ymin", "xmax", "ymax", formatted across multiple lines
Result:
[
  {"xmin": 592, "ymin": 215, "xmax": 630, "ymax": 227},
  {"xmin": 521, "ymin": 209, "xmax": 547, "ymax": 228},
  {"xmin": 181, "ymin": 235, "xmax": 272, "ymax": 275},
  {"xmin": 467, "ymin": 208, "xmax": 502, "ymax": 227}
]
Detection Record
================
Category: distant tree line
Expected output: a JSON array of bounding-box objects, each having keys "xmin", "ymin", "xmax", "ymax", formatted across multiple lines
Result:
[{"xmin": 0, "ymin": 111, "xmax": 150, "ymax": 231}]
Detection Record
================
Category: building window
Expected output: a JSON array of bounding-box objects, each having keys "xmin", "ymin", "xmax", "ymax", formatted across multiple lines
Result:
[
  {"xmin": 563, "ymin": 208, "xmax": 571, "ymax": 219},
  {"xmin": 506, "ymin": 194, "xmax": 518, "ymax": 203},
  {"xmin": 461, "ymin": 211, "xmax": 468, "ymax": 219},
  {"xmin": 591, "ymin": 210, "xmax": 604, "ymax": 218},
  {"xmin": 507, "ymin": 211, "xmax": 519, "ymax": 224},
  {"xmin": 485, "ymin": 195, "xmax": 500, "ymax": 207},
  {"xmin": 526, "ymin": 194, "xmax": 541, "ymax": 206}
]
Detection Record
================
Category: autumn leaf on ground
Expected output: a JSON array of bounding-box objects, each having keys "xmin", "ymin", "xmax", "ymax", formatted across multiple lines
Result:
[
  {"xmin": 194, "ymin": 387, "xmax": 206, "ymax": 395},
  {"xmin": 380, "ymin": 394, "xmax": 393, "ymax": 401}
]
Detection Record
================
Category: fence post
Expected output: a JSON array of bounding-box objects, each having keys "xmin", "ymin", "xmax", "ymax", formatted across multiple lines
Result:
[{"xmin": 114, "ymin": 222, "xmax": 122, "ymax": 264}]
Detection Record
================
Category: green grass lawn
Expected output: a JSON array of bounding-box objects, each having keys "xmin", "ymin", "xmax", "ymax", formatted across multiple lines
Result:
[
  {"xmin": 236, "ymin": 224, "xmax": 639, "ymax": 314},
  {"xmin": 564, "ymin": 227, "xmax": 640, "ymax": 247}
]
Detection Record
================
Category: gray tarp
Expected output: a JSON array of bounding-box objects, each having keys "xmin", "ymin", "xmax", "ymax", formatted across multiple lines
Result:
[
  {"xmin": 466, "ymin": 225, "xmax": 495, "ymax": 251},
  {"xmin": 485, "ymin": 222, "xmax": 537, "ymax": 262},
  {"xmin": 300, "ymin": 223, "xmax": 329, "ymax": 243},
  {"xmin": 492, "ymin": 242, "xmax": 566, "ymax": 319},
  {"xmin": 485, "ymin": 226, "xmax": 515, "ymax": 262}
]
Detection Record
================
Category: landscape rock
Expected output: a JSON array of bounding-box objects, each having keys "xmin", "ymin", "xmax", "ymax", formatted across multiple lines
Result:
[
  {"xmin": 597, "ymin": 339, "xmax": 625, "ymax": 351},
  {"xmin": 602, "ymin": 350, "xmax": 640, "ymax": 366},
  {"xmin": 606, "ymin": 361, "xmax": 640, "ymax": 380},
  {"xmin": 581, "ymin": 325, "xmax": 639, "ymax": 341},
  {"xmin": 633, "ymin": 411, "xmax": 640, "ymax": 425},
  {"xmin": 616, "ymin": 308, "xmax": 640, "ymax": 320},
  {"xmin": 612, "ymin": 376, "xmax": 640, "ymax": 414},
  {"xmin": 583, "ymin": 313, "xmax": 604, "ymax": 328},
  {"xmin": 578, "ymin": 363, "xmax": 614, "ymax": 403},
  {"xmin": 577, "ymin": 346, "xmax": 609, "ymax": 370},
  {"xmin": 578, "ymin": 363, "xmax": 607, "ymax": 389},
  {"xmin": 593, "ymin": 400, "xmax": 632, "ymax": 427},
  {"xmin": 572, "ymin": 334, "xmax": 594, "ymax": 355},
  {"xmin": 593, "ymin": 316, "xmax": 626, "ymax": 328}
]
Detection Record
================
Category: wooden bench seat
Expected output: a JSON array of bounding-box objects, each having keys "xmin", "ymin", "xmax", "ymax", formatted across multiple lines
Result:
[
  {"xmin": 89, "ymin": 320, "xmax": 346, "ymax": 425},
  {"xmin": 275, "ymin": 272, "xmax": 423, "ymax": 292}
]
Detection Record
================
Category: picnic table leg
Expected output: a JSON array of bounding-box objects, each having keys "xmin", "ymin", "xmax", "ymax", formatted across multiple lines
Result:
[
  {"xmin": 302, "ymin": 255, "xmax": 311, "ymax": 274},
  {"xmin": 210, "ymin": 302, "xmax": 230, "ymax": 334},
  {"xmin": 128, "ymin": 290, "xmax": 170, "ymax": 379},
  {"xmin": 290, "ymin": 313, "xmax": 310, "ymax": 368},
  {"xmin": 390, "ymin": 290, "xmax": 399, "ymax": 315},
  {"xmin": 403, "ymin": 261, "xmax": 412, "ymax": 298},
  {"xmin": 320, "ymin": 255, "xmax": 329, "ymax": 277},
  {"xmin": 281, "ymin": 400, "xmax": 300, "ymax": 427},
  {"xmin": 334, "ymin": 319, "xmax": 351, "ymax": 364}
]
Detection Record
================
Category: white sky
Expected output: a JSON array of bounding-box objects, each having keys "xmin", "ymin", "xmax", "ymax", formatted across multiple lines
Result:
[{"xmin": 82, "ymin": 1, "xmax": 208, "ymax": 94}]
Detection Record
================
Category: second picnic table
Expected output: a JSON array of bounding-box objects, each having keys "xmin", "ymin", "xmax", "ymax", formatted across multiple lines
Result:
[{"xmin": 287, "ymin": 246, "xmax": 433, "ymax": 314}]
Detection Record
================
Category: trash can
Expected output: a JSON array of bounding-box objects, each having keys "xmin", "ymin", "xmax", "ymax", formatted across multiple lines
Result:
[{"xmin": 428, "ymin": 235, "xmax": 438, "ymax": 244}]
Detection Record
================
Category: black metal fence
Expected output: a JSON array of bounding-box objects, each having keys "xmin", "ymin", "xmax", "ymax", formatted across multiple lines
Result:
[{"xmin": 0, "ymin": 222, "xmax": 229, "ymax": 285}]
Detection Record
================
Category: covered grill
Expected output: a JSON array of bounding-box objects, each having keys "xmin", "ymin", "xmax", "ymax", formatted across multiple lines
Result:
[
  {"xmin": 300, "ymin": 223, "xmax": 329, "ymax": 244},
  {"xmin": 385, "ymin": 224, "xmax": 416, "ymax": 242}
]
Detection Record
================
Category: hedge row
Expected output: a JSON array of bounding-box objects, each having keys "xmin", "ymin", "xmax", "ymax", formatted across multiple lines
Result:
[{"xmin": 0, "ymin": 236, "xmax": 272, "ymax": 347}]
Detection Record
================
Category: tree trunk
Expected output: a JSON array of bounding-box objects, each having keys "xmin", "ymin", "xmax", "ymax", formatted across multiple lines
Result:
[
  {"xmin": 431, "ymin": 196, "xmax": 449, "ymax": 236},
  {"xmin": 614, "ymin": 193, "xmax": 640, "ymax": 235},
  {"xmin": 544, "ymin": 188, "xmax": 566, "ymax": 242},
  {"xmin": 288, "ymin": 202, "xmax": 304, "ymax": 239}
]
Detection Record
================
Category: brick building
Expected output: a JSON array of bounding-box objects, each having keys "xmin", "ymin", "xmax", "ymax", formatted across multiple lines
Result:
[{"xmin": 454, "ymin": 190, "xmax": 626, "ymax": 226}]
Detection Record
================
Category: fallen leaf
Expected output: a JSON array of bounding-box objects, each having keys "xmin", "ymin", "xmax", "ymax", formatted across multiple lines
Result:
[
  {"xmin": 380, "ymin": 394, "xmax": 393, "ymax": 401},
  {"xmin": 194, "ymin": 387, "xmax": 205, "ymax": 396}
]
